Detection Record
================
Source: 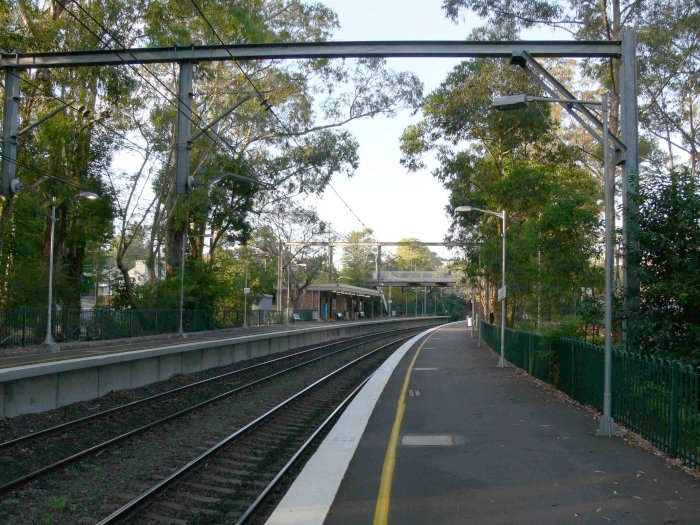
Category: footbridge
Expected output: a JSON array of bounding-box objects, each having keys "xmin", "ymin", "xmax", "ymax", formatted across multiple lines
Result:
[{"xmin": 366, "ymin": 270, "xmax": 464, "ymax": 288}]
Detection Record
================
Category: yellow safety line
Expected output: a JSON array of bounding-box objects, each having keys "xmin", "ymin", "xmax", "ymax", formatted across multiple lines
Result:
[{"xmin": 373, "ymin": 329, "xmax": 437, "ymax": 525}]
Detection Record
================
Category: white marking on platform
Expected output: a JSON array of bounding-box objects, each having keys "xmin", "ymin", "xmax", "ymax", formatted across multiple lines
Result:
[
  {"xmin": 414, "ymin": 367, "xmax": 438, "ymax": 371},
  {"xmin": 264, "ymin": 323, "xmax": 453, "ymax": 525},
  {"xmin": 401, "ymin": 434, "xmax": 454, "ymax": 446}
]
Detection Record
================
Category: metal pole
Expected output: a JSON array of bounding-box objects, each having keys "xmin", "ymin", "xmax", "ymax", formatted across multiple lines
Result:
[
  {"xmin": 178, "ymin": 231, "xmax": 186, "ymax": 338},
  {"xmin": 243, "ymin": 256, "xmax": 249, "ymax": 329},
  {"xmin": 470, "ymin": 295, "xmax": 474, "ymax": 338},
  {"xmin": 1, "ymin": 69, "xmax": 19, "ymax": 197},
  {"xmin": 486, "ymin": 278, "xmax": 490, "ymax": 325},
  {"xmin": 44, "ymin": 198, "xmax": 58, "ymax": 350},
  {"xmin": 498, "ymin": 210, "xmax": 507, "ymax": 367},
  {"xmin": 277, "ymin": 241, "xmax": 283, "ymax": 313},
  {"xmin": 537, "ymin": 247, "xmax": 541, "ymax": 332},
  {"xmin": 175, "ymin": 62, "xmax": 193, "ymax": 195},
  {"xmin": 598, "ymin": 93, "xmax": 617, "ymax": 437},
  {"xmin": 621, "ymin": 30, "xmax": 640, "ymax": 352},
  {"xmin": 478, "ymin": 313, "xmax": 482, "ymax": 348}
]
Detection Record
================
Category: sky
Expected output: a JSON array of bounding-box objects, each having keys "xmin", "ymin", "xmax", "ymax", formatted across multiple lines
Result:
[{"xmin": 302, "ymin": 0, "xmax": 474, "ymax": 259}]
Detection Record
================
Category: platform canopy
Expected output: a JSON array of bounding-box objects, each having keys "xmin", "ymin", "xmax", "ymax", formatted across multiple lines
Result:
[{"xmin": 307, "ymin": 283, "xmax": 383, "ymax": 298}]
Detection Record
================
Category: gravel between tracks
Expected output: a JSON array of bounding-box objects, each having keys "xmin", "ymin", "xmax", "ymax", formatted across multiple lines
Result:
[
  {"xmin": 0, "ymin": 334, "xmax": 413, "ymax": 524},
  {"xmin": 0, "ymin": 335, "xmax": 360, "ymax": 442}
]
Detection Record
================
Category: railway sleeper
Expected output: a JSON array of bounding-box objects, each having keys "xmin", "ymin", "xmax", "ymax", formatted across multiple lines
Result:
[
  {"xmin": 180, "ymin": 481, "xmax": 238, "ymax": 494},
  {"xmin": 173, "ymin": 491, "xmax": 221, "ymax": 504},
  {"xmin": 143, "ymin": 511, "xmax": 189, "ymax": 524}
]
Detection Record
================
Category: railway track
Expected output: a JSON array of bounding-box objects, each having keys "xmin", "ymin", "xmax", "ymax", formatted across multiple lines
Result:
[
  {"xmin": 96, "ymin": 336, "xmax": 407, "ymax": 524},
  {"xmin": 0, "ymin": 328, "xmax": 415, "ymax": 496}
]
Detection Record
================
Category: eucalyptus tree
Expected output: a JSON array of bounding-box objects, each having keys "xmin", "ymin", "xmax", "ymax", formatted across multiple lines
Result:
[
  {"xmin": 441, "ymin": 0, "xmax": 700, "ymax": 174},
  {"xmin": 0, "ymin": 1, "xmax": 423, "ymax": 311},
  {"xmin": 402, "ymin": 58, "xmax": 600, "ymax": 324},
  {"xmin": 130, "ymin": 1, "xmax": 422, "ymax": 290},
  {"xmin": 340, "ymin": 229, "xmax": 377, "ymax": 286},
  {"xmin": 0, "ymin": 0, "xmax": 136, "ymax": 307}
]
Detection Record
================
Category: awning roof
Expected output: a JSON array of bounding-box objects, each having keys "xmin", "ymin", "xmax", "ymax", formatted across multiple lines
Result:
[{"xmin": 307, "ymin": 283, "xmax": 383, "ymax": 298}]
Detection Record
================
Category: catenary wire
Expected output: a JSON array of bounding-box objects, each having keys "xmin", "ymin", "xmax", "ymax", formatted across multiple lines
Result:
[{"xmin": 187, "ymin": 0, "xmax": 377, "ymax": 238}]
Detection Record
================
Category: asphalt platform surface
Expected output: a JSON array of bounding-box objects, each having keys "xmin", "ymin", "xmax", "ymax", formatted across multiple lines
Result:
[
  {"xmin": 322, "ymin": 322, "xmax": 700, "ymax": 525},
  {"xmin": 0, "ymin": 320, "xmax": 332, "ymax": 369}
]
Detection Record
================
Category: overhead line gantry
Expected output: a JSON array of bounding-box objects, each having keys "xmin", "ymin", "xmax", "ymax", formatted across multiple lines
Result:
[{"xmin": 0, "ymin": 36, "xmax": 640, "ymax": 349}]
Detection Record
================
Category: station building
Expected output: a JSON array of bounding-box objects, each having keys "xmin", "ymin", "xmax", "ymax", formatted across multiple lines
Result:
[{"xmin": 278, "ymin": 283, "xmax": 385, "ymax": 320}]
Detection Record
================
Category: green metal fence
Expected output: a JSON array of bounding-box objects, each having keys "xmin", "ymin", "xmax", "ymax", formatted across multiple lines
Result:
[
  {"xmin": 480, "ymin": 320, "xmax": 700, "ymax": 467},
  {"xmin": 0, "ymin": 307, "xmax": 304, "ymax": 348}
]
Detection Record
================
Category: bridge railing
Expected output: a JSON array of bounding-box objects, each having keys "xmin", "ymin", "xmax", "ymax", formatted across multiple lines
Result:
[
  {"xmin": 372, "ymin": 270, "xmax": 456, "ymax": 280},
  {"xmin": 480, "ymin": 320, "xmax": 700, "ymax": 468}
]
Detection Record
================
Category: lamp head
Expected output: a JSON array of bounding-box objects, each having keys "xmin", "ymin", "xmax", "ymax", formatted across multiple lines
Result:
[
  {"xmin": 454, "ymin": 205, "xmax": 473, "ymax": 213},
  {"xmin": 77, "ymin": 191, "xmax": 99, "ymax": 201},
  {"xmin": 491, "ymin": 94, "xmax": 530, "ymax": 111}
]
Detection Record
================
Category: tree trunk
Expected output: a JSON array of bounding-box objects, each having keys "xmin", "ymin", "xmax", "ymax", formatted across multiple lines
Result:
[{"xmin": 0, "ymin": 196, "xmax": 15, "ymax": 304}]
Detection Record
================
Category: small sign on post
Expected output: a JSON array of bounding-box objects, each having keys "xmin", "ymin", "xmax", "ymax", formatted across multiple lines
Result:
[
  {"xmin": 243, "ymin": 287, "xmax": 250, "ymax": 295},
  {"xmin": 497, "ymin": 286, "xmax": 507, "ymax": 302}
]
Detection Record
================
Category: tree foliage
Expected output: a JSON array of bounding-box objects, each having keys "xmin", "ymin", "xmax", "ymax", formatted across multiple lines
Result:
[
  {"xmin": 441, "ymin": 0, "xmax": 700, "ymax": 176},
  {"xmin": 0, "ymin": 0, "xmax": 422, "ymax": 316},
  {"xmin": 635, "ymin": 170, "xmax": 700, "ymax": 361},
  {"xmin": 340, "ymin": 229, "xmax": 376, "ymax": 286},
  {"xmin": 402, "ymin": 58, "xmax": 600, "ymax": 325}
]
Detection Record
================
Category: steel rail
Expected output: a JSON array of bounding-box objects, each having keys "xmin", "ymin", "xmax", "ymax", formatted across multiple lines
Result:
[
  {"xmin": 0, "ymin": 40, "xmax": 622, "ymax": 69},
  {"xmin": 235, "ymin": 374, "xmax": 372, "ymax": 524},
  {"xmin": 0, "ymin": 329, "xmax": 413, "ymax": 495},
  {"xmin": 96, "ymin": 336, "xmax": 410, "ymax": 524},
  {"xmin": 0, "ymin": 329, "xmax": 398, "ymax": 450}
]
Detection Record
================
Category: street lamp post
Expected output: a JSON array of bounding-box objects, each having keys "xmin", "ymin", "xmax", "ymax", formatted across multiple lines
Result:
[
  {"xmin": 492, "ymin": 93, "xmax": 616, "ymax": 436},
  {"xmin": 44, "ymin": 191, "xmax": 99, "ymax": 350},
  {"xmin": 455, "ymin": 205, "xmax": 507, "ymax": 367},
  {"xmin": 178, "ymin": 230, "xmax": 187, "ymax": 338},
  {"xmin": 243, "ymin": 257, "xmax": 249, "ymax": 329}
]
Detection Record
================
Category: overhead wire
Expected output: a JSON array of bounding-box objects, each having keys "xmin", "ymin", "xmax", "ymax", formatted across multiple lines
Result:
[
  {"xmin": 187, "ymin": 0, "xmax": 377, "ymax": 240},
  {"xmin": 10, "ymin": 70, "xmax": 148, "ymax": 156},
  {"xmin": 70, "ymin": 0, "xmax": 315, "ymax": 218},
  {"xmin": 63, "ymin": 0, "xmax": 241, "ymax": 157},
  {"xmin": 46, "ymin": 0, "xmax": 365, "ymax": 246},
  {"xmin": 0, "ymin": 152, "xmax": 91, "ymax": 192}
]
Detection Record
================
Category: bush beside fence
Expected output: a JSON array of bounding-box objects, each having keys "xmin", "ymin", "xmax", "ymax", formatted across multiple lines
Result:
[{"xmin": 480, "ymin": 320, "xmax": 699, "ymax": 468}]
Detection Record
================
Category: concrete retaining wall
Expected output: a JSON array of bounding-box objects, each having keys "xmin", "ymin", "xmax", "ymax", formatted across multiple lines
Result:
[{"xmin": 0, "ymin": 317, "xmax": 446, "ymax": 418}]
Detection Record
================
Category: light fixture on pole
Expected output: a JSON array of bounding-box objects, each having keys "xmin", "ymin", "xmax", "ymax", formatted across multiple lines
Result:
[
  {"xmin": 455, "ymin": 205, "xmax": 507, "ymax": 368},
  {"xmin": 491, "ymin": 92, "xmax": 617, "ymax": 437}
]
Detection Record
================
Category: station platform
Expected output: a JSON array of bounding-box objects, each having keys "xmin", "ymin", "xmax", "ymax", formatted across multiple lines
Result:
[
  {"xmin": 0, "ymin": 316, "xmax": 444, "ymax": 418},
  {"xmin": 267, "ymin": 321, "xmax": 700, "ymax": 525},
  {"xmin": 0, "ymin": 321, "xmax": 324, "ymax": 370}
]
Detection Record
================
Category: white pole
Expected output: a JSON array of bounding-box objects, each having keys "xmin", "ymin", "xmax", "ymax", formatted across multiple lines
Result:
[
  {"xmin": 243, "ymin": 256, "xmax": 249, "ymax": 329},
  {"xmin": 44, "ymin": 197, "xmax": 58, "ymax": 350},
  {"xmin": 178, "ymin": 230, "xmax": 186, "ymax": 338},
  {"xmin": 497, "ymin": 210, "xmax": 507, "ymax": 367},
  {"xmin": 598, "ymin": 93, "xmax": 617, "ymax": 437}
]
